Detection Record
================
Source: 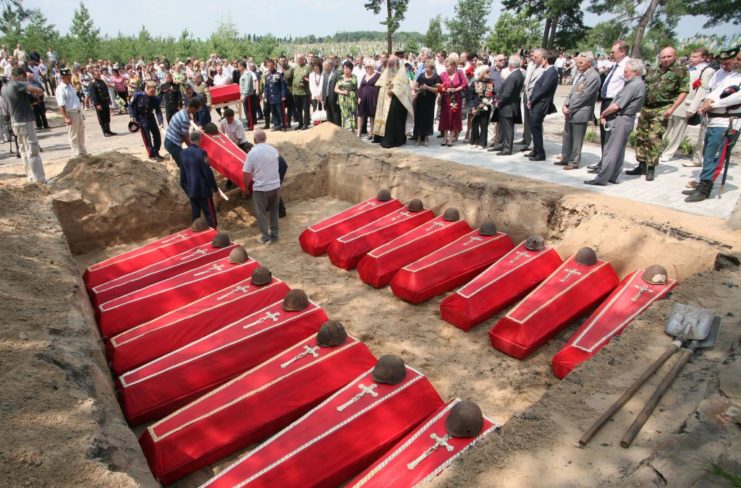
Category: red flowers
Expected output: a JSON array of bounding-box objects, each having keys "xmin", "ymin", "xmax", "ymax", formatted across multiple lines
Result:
[{"xmin": 692, "ymin": 78, "xmax": 702, "ymax": 90}]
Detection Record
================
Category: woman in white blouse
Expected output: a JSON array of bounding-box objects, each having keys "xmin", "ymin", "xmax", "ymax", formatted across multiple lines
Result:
[{"xmin": 308, "ymin": 61, "xmax": 324, "ymax": 113}]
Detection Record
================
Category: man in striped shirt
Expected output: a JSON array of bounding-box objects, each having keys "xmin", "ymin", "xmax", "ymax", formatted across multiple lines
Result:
[{"xmin": 165, "ymin": 97, "xmax": 203, "ymax": 191}]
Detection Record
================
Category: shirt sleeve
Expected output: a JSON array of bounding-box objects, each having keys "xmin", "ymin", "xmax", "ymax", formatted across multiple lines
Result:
[
  {"xmin": 243, "ymin": 152, "xmax": 254, "ymax": 174},
  {"xmin": 55, "ymin": 85, "xmax": 66, "ymax": 108}
]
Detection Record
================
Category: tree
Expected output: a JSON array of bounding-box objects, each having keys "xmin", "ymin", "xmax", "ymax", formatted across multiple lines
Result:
[
  {"xmin": 424, "ymin": 15, "xmax": 445, "ymax": 52},
  {"xmin": 23, "ymin": 9, "xmax": 59, "ymax": 52},
  {"xmin": 502, "ymin": 0, "xmax": 584, "ymax": 50},
  {"xmin": 364, "ymin": 0, "xmax": 410, "ymax": 53},
  {"xmin": 446, "ymin": 0, "xmax": 493, "ymax": 55},
  {"xmin": 577, "ymin": 21, "xmax": 627, "ymax": 53},
  {"xmin": 685, "ymin": 0, "xmax": 741, "ymax": 28},
  {"xmin": 0, "ymin": 2, "xmax": 27, "ymax": 48},
  {"xmin": 486, "ymin": 11, "xmax": 542, "ymax": 54},
  {"xmin": 68, "ymin": 2, "xmax": 100, "ymax": 61}
]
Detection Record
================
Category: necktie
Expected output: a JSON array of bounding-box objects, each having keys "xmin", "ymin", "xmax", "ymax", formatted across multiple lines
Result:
[{"xmin": 601, "ymin": 64, "xmax": 617, "ymax": 99}]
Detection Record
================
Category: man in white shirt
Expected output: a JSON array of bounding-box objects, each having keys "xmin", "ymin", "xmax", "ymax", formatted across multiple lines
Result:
[
  {"xmin": 56, "ymin": 68, "xmax": 87, "ymax": 157},
  {"xmin": 662, "ymin": 48, "xmax": 716, "ymax": 165},
  {"xmin": 243, "ymin": 129, "xmax": 281, "ymax": 244},
  {"xmin": 220, "ymin": 107, "xmax": 250, "ymax": 151},
  {"xmin": 213, "ymin": 65, "xmax": 231, "ymax": 87}
]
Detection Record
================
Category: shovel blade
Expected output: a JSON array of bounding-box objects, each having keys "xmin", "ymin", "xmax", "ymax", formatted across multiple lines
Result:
[
  {"xmin": 695, "ymin": 316, "xmax": 721, "ymax": 349},
  {"xmin": 665, "ymin": 303, "xmax": 715, "ymax": 341}
]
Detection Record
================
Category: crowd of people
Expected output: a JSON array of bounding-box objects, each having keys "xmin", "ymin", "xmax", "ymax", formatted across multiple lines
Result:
[{"xmin": 1, "ymin": 37, "xmax": 739, "ymax": 206}]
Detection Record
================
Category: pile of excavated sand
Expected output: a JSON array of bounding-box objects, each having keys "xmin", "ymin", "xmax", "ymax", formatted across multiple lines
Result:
[{"xmin": 50, "ymin": 152, "xmax": 190, "ymax": 254}]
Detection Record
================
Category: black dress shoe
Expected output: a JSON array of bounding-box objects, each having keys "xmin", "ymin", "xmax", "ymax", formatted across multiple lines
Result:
[
  {"xmin": 587, "ymin": 168, "xmax": 599, "ymax": 174},
  {"xmin": 519, "ymin": 146, "xmax": 531, "ymax": 152},
  {"xmin": 103, "ymin": 132, "xmax": 111, "ymax": 137},
  {"xmin": 584, "ymin": 179, "xmax": 606, "ymax": 186},
  {"xmin": 587, "ymin": 163, "xmax": 600, "ymax": 170},
  {"xmin": 524, "ymin": 152, "xmax": 535, "ymax": 157},
  {"xmin": 486, "ymin": 146, "xmax": 498, "ymax": 152},
  {"xmin": 529, "ymin": 156, "xmax": 546, "ymax": 161},
  {"xmin": 497, "ymin": 151, "xmax": 512, "ymax": 155},
  {"xmin": 553, "ymin": 160, "xmax": 567, "ymax": 166},
  {"xmin": 108, "ymin": 131, "xmax": 117, "ymax": 136},
  {"xmin": 514, "ymin": 139, "xmax": 527, "ymax": 145},
  {"xmin": 489, "ymin": 145, "xmax": 503, "ymax": 151}
]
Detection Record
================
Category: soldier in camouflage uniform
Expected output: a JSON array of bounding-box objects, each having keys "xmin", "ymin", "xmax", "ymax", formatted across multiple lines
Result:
[{"xmin": 628, "ymin": 47, "xmax": 689, "ymax": 181}]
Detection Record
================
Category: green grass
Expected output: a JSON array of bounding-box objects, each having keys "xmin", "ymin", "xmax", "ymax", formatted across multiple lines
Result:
[{"xmin": 704, "ymin": 460, "xmax": 741, "ymax": 487}]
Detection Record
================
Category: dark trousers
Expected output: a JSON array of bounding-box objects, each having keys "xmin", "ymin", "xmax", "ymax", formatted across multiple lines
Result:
[
  {"xmin": 165, "ymin": 107, "xmax": 178, "ymax": 123},
  {"xmin": 530, "ymin": 107, "xmax": 546, "ymax": 158},
  {"xmin": 95, "ymin": 104, "xmax": 111, "ymax": 133},
  {"xmin": 164, "ymin": 138, "xmax": 186, "ymax": 191},
  {"xmin": 293, "ymin": 95, "xmax": 310, "ymax": 128},
  {"xmin": 139, "ymin": 117, "xmax": 161, "ymax": 157},
  {"xmin": 190, "ymin": 196, "xmax": 217, "ymax": 228},
  {"xmin": 262, "ymin": 99, "xmax": 271, "ymax": 128},
  {"xmin": 597, "ymin": 98, "xmax": 613, "ymax": 165},
  {"xmin": 470, "ymin": 111, "xmax": 490, "ymax": 147},
  {"xmin": 284, "ymin": 93, "xmax": 296, "ymax": 127},
  {"xmin": 326, "ymin": 101, "xmax": 340, "ymax": 126},
  {"xmin": 269, "ymin": 103, "xmax": 283, "ymax": 129},
  {"xmin": 521, "ymin": 94, "xmax": 532, "ymax": 145},
  {"xmin": 499, "ymin": 115, "xmax": 515, "ymax": 153},
  {"xmin": 278, "ymin": 156, "xmax": 287, "ymax": 218},
  {"xmin": 33, "ymin": 102, "xmax": 48, "ymax": 129},
  {"xmin": 243, "ymin": 95, "xmax": 257, "ymax": 130}
]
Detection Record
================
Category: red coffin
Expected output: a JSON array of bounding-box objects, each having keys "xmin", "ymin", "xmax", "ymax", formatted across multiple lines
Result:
[
  {"xmin": 391, "ymin": 230, "xmax": 515, "ymax": 304},
  {"xmin": 552, "ymin": 270, "xmax": 676, "ymax": 379},
  {"xmin": 89, "ymin": 242, "xmax": 236, "ymax": 309},
  {"xmin": 327, "ymin": 206, "xmax": 435, "ymax": 270},
  {"xmin": 489, "ymin": 254, "xmax": 620, "ymax": 359},
  {"xmin": 346, "ymin": 399, "xmax": 498, "ymax": 488},
  {"xmin": 202, "ymin": 366, "xmax": 444, "ymax": 488},
  {"xmin": 107, "ymin": 278, "xmax": 291, "ymax": 375},
  {"xmin": 439, "ymin": 241, "xmax": 563, "ymax": 331},
  {"xmin": 97, "ymin": 257, "xmax": 259, "ymax": 338},
  {"xmin": 139, "ymin": 335, "xmax": 377, "ymax": 485},
  {"xmin": 299, "ymin": 197, "xmax": 404, "ymax": 256},
  {"xmin": 357, "ymin": 217, "xmax": 472, "ymax": 288},
  {"xmin": 83, "ymin": 227, "xmax": 217, "ymax": 290},
  {"xmin": 117, "ymin": 300, "xmax": 329, "ymax": 425},
  {"xmin": 200, "ymin": 132, "xmax": 247, "ymax": 191},
  {"xmin": 210, "ymin": 83, "xmax": 241, "ymax": 105}
]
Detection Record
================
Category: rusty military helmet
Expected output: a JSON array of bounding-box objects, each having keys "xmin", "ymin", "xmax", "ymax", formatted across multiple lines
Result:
[
  {"xmin": 479, "ymin": 220, "xmax": 497, "ymax": 236},
  {"xmin": 251, "ymin": 266, "xmax": 272, "ymax": 286},
  {"xmin": 212, "ymin": 232, "xmax": 231, "ymax": 248},
  {"xmin": 524, "ymin": 235, "xmax": 545, "ymax": 251},
  {"xmin": 377, "ymin": 189, "xmax": 392, "ymax": 202},
  {"xmin": 443, "ymin": 208, "xmax": 460, "ymax": 222},
  {"xmin": 316, "ymin": 320, "xmax": 348, "ymax": 347},
  {"xmin": 642, "ymin": 265, "xmax": 668, "ymax": 285},
  {"xmin": 445, "ymin": 400, "xmax": 485, "ymax": 438},
  {"xmin": 191, "ymin": 217, "xmax": 209, "ymax": 232},
  {"xmin": 282, "ymin": 289, "xmax": 309, "ymax": 311},
  {"xmin": 407, "ymin": 199, "xmax": 424, "ymax": 212},
  {"xmin": 203, "ymin": 122, "xmax": 219, "ymax": 135},
  {"xmin": 372, "ymin": 354, "xmax": 406, "ymax": 385},
  {"xmin": 575, "ymin": 247, "xmax": 598, "ymax": 266},
  {"xmin": 228, "ymin": 246, "xmax": 248, "ymax": 264}
]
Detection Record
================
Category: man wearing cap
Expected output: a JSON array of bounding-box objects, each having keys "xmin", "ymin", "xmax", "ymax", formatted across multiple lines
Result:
[
  {"xmin": 89, "ymin": 68, "xmax": 116, "ymax": 137},
  {"xmin": 56, "ymin": 67, "xmax": 88, "ymax": 157},
  {"xmin": 2, "ymin": 67, "xmax": 46, "ymax": 183},
  {"xmin": 181, "ymin": 131, "xmax": 219, "ymax": 227},
  {"xmin": 165, "ymin": 97, "xmax": 203, "ymax": 190},
  {"xmin": 159, "ymin": 72, "xmax": 182, "ymax": 123},
  {"xmin": 129, "ymin": 81, "xmax": 165, "ymax": 161},
  {"xmin": 220, "ymin": 108, "xmax": 252, "ymax": 152},
  {"xmin": 244, "ymin": 129, "xmax": 281, "ymax": 244}
]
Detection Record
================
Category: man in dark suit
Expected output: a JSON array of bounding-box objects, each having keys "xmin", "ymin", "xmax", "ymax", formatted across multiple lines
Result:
[
  {"xmin": 322, "ymin": 60, "xmax": 341, "ymax": 126},
  {"xmin": 489, "ymin": 55, "xmax": 525, "ymax": 155},
  {"xmin": 180, "ymin": 131, "xmax": 219, "ymax": 228},
  {"xmin": 527, "ymin": 49, "xmax": 559, "ymax": 161}
]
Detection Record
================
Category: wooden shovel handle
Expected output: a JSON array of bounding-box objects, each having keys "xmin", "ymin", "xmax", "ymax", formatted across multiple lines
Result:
[
  {"xmin": 620, "ymin": 347, "xmax": 693, "ymax": 448},
  {"xmin": 579, "ymin": 341, "xmax": 680, "ymax": 446}
]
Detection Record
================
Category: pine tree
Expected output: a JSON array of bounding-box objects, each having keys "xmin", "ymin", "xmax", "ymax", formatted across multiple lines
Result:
[
  {"xmin": 445, "ymin": 0, "xmax": 493, "ymax": 55},
  {"xmin": 424, "ymin": 15, "xmax": 445, "ymax": 52},
  {"xmin": 68, "ymin": 1, "xmax": 100, "ymax": 61}
]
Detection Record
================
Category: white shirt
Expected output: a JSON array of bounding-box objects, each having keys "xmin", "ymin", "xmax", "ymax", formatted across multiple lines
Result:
[
  {"xmin": 706, "ymin": 71, "xmax": 741, "ymax": 129},
  {"xmin": 213, "ymin": 73, "xmax": 231, "ymax": 87},
  {"xmin": 56, "ymin": 81, "xmax": 82, "ymax": 111},
  {"xmin": 243, "ymin": 143, "xmax": 281, "ymax": 192},
  {"xmin": 602, "ymin": 56, "xmax": 630, "ymax": 99},
  {"xmin": 220, "ymin": 118, "xmax": 247, "ymax": 145},
  {"xmin": 709, "ymin": 68, "xmax": 733, "ymax": 90},
  {"xmin": 554, "ymin": 56, "xmax": 566, "ymax": 69},
  {"xmin": 309, "ymin": 71, "xmax": 323, "ymax": 99}
]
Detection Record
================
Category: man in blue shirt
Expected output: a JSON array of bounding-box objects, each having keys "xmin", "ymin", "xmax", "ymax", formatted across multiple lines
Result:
[
  {"xmin": 129, "ymin": 81, "xmax": 164, "ymax": 160},
  {"xmin": 181, "ymin": 131, "xmax": 219, "ymax": 228},
  {"xmin": 164, "ymin": 97, "xmax": 203, "ymax": 190}
]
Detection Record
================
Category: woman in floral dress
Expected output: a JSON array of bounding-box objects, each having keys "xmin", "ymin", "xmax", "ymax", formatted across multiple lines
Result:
[{"xmin": 335, "ymin": 61, "xmax": 358, "ymax": 131}]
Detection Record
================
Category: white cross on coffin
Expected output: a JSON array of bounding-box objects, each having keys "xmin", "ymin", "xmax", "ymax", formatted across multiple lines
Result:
[
  {"xmin": 216, "ymin": 284, "xmax": 251, "ymax": 301},
  {"xmin": 407, "ymin": 433, "xmax": 454, "ymax": 470},
  {"xmin": 193, "ymin": 263, "xmax": 225, "ymax": 277},
  {"xmin": 280, "ymin": 344, "xmax": 320, "ymax": 368},
  {"xmin": 559, "ymin": 268, "xmax": 582, "ymax": 283},
  {"xmin": 424, "ymin": 222, "xmax": 446, "ymax": 232},
  {"xmin": 631, "ymin": 284, "xmax": 654, "ymax": 302},
  {"xmin": 509, "ymin": 251, "xmax": 531, "ymax": 264},
  {"xmin": 161, "ymin": 233, "xmax": 187, "ymax": 244},
  {"xmin": 462, "ymin": 236, "xmax": 484, "ymax": 246},
  {"xmin": 179, "ymin": 248, "xmax": 207, "ymax": 261},
  {"xmin": 390, "ymin": 211, "xmax": 412, "ymax": 222},
  {"xmin": 358, "ymin": 201, "xmax": 378, "ymax": 209},
  {"xmin": 337, "ymin": 383, "xmax": 379, "ymax": 412},
  {"xmin": 242, "ymin": 311, "xmax": 281, "ymax": 329}
]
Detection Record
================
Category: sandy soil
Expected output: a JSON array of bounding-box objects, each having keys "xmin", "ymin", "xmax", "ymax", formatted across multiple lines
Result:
[{"xmin": 2, "ymin": 120, "xmax": 739, "ymax": 488}]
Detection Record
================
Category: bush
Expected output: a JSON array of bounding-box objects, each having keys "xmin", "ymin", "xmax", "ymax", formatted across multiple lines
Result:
[
  {"xmin": 680, "ymin": 137, "xmax": 695, "ymax": 156},
  {"xmin": 585, "ymin": 128, "xmax": 599, "ymax": 144},
  {"xmin": 628, "ymin": 132, "xmax": 637, "ymax": 147}
]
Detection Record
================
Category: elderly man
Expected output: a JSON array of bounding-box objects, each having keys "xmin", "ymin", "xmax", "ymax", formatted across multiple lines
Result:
[
  {"xmin": 490, "ymin": 55, "xmax": 525, "ymax": 155},
  {"xmin": 2, "ymin": 67, "xmax": 46, "ymax": 183},
  {"xmin": 289, "ymin": 54, "xmax": 312, "ymax": 130},
  {"xmin": 684, "ymin": 47, "xmax": 741, "ymax": 203},
  {"xmin": 487, "ymin": 53, "xmax": 508, "ymax": 149},
  {"xmin": 557, "ymin": 52, "xmax": 600, "ymax": 169},
  {"xmin": 244, "ymin": 129, "xmax": 281, "ymax": 244},
  {"xmin": 662, "ymin": 48, "xmax": 716, "ymax": 165},
  {"xmin": 589, "ymin": 41, "xmax": 631, "ymax": 173},
  {"xmin": 56, "ymin": 67, "xmax": 88, "ymax": 157},
  {"xmin": 517, "ymin": 49, "xmax": 545, "ymax": 151},
  {"xmin": 585, "ymin": 59, "xmax": 647, "ymax": 186},
  {"xmin": 628, "ymin": 47, "xmax": 688, "ymax": 181},
  {"xmin": 373, "ymin": 55, "xmax": 414, "ymax": 148},
  {"xmin": 220, "ymin": 107, "xmax": 251, "ymax": 152},
  {"xmin": 526, "ymin": 49, "xmax": 559, "ymax": 161}
]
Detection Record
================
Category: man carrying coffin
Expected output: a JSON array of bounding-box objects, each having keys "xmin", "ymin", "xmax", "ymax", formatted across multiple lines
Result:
[{"xmin": 373, "ymin": 55, "xmax": 414, "ymax": 148}]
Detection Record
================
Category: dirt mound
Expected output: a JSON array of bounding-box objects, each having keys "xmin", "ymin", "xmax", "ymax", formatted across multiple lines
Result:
[{"xmin": 51, "ymin": 152, "xmax": 190, "ymax": 254}]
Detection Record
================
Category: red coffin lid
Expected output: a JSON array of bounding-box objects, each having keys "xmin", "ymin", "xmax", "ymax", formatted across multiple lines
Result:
[
  {"xmin": 336, "ymin": 207, "xmax": 434, "ymax": 244},
  {"xmin": 306, "ymin": 197, "xmax": 403, "ymax": 234},
  {"xmin": 402, "ymin": 230, "xmax": 510, "ymax": 273}
]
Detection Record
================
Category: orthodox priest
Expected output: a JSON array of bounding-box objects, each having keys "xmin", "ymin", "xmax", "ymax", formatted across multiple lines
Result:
[{"xmin": 373, "ymin": 55, "xmax": 414, "ymax": 148}]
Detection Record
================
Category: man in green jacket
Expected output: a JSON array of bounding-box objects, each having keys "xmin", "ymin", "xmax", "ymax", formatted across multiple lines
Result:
[{"xmin": 289, "ymin": 54, "xmax": 312, "ymax": 130}]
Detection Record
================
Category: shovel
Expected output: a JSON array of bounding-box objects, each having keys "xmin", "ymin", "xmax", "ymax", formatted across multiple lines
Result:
[
  {"xmin": 620, "ymin": 315, "xmax": 720, "ymax": 447},
  {"xmin": 579, "ymin": 303, "xmax": 717, "ymax": 446}
]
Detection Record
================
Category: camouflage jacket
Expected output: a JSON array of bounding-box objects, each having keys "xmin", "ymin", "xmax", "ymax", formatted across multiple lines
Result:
[{"xmin": 644, "ymin": 62, "xmax": 689, "ymax": 108}]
